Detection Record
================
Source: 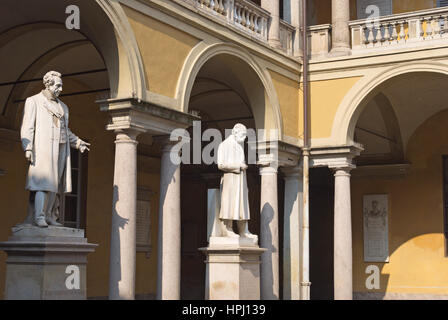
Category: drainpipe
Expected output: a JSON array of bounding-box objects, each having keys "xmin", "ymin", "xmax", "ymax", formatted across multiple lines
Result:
[{"xmin": 300, "ymin": 0, "xmax": 311, "ymax": 301}]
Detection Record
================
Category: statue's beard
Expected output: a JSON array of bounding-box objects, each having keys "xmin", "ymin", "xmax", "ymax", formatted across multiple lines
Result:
[
  {"xmin": 46, "ymin": 87, "xmax": 61, "ymax": 98},
  {"xmin": 52, "ymin": 90, "xmax": 61, "ymax": 97}
]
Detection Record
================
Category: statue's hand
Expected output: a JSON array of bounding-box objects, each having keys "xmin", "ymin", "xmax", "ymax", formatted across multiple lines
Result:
[
  {"xmin": 25, "ymin": 150, "xmax": 34, "ymax": 163},
  {"xmin": 79, "ymin": 141, "xmax": 91, "ymax": 153},
  {"xmin": 241, "ymin": 164, "xmax": 248, "ymax": 171}
]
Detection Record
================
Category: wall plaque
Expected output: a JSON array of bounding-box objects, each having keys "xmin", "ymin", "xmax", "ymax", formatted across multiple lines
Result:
[
  {"xmin": 363, "ymin": 194, "xmax": 389, "ymax": 262},
  {"xmin": 137, "ymin": 187, "xmax": 154, "ymax": 257}
]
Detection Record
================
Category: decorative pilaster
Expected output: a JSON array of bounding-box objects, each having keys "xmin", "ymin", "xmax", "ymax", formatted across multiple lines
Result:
[
  {"xmin": 156, "ymin": 137, "xmax": 181, "ymax": 300},
  {"xmin": 109, "ymin": 128, "xmax": 142, "ymax": 300}
]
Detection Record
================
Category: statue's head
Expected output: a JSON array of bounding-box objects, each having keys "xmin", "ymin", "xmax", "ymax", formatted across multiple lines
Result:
[
  {"xmin": 232, "ymin": 123, "xmax": 247, "ymax": 143},
  {"xmin": 43, "ymin": 71, "xmax": 63, "ymax": 98}
]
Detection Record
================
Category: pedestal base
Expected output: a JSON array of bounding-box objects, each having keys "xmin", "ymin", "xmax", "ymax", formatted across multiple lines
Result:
[
  {"xmin": 200, "ymin": 239, "xmax": 265, "ymax": 300},
  {"xmin": 0, "ymin": 225, "xmax": 97, "ymax": 300}
]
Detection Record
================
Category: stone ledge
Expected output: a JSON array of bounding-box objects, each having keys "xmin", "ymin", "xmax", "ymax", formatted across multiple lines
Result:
[{"xmin": 11, "ymin": 225, "xmax": 85, "ymax": 238}]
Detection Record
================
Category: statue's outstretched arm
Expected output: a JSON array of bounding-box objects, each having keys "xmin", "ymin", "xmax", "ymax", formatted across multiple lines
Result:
[{"xmin": 67, "ymin": 127, "xmax": 81, "ymax": 149}]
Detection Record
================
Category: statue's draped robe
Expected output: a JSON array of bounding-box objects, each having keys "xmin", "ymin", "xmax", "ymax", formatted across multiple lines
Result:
[
  {"xmin": 217, "ymin": 135, "xmax": 250, "ymax": 221},
  {"xmin": 21, "ymin": 92, "xmax": 80, "ymax": 193}
]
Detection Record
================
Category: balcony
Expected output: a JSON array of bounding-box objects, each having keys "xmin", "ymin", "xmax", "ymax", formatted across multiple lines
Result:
[
  {"xmin": 181, "ymin": 0, "xmax": 297, "ymax": 56},
  {"xmin": 308, "ymin": 7, "xmax": 448, "ymax": 60}
]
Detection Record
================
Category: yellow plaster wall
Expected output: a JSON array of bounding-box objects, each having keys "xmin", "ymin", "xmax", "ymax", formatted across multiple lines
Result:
[
  {"xmin": 310, "ymin": 0, "xmax": 357, "ymax": 25},
  {"xmin": 305, "ymin": 77, "xmax": 361, "ymax": 140},
  {"xmin": 268, "ymin": 70, "xmax": 299, "ymax": 138},
  {"xmin": 352, "ymin": 109, "xmax": 448, "ymax": 297},
  {"xmin": 0, "ymin": 80, "xmax": 161, "ymax": 299},
  {"xmin": 123, "ymin": 5, "xmax": 200, "ymax": 100},
  {"xmin": 393, "ymin": 0, "xmax": 436, "ymax": 13}
]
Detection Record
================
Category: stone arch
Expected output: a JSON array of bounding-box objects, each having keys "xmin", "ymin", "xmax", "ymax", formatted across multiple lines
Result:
[
  {"xmin": 176, "ymin": 42, "xmax": 283, "ymax": 139},
  {"xmin": 0, "ymin": 0, "xmax": 146, "ymax": 104},
  {"xmin": 331, "ymin": 61, "xmax": 448, "ymax": 146},
  {"xmin": 95, "ymin": 0, "xmax": 146, "ymax": 100}
]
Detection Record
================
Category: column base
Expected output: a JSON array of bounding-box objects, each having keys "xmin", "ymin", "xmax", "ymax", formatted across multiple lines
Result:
[
  {"xmin": 200, "ymin": 239, "xmax": 266, "ymax": 300},
  {"xmin": 0, "ymin": 225, "xmax": 97, "ymax": 300},
  {"xmin": 329, "ymin": 46, "xmax": 352, "ymax": 57},
  {"xmin": 269, "ymin": 38, "xmax": 283, "ymax": 49}
]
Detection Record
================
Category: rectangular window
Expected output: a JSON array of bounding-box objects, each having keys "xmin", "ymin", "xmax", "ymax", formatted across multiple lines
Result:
[
  {"xmin": 357, "ymin": 0, "xmax": 393, "ymax": 19},
  {"xmin": 442, "ymin": 156, "xmax": 448, "ymax": 256},
  {"xmin": 60, "ymin": 148, "xmax": 88, "ymax": 230},
  {"xmin": 438, "ymin": 0, "xmax": 448, "ymax": 7}
]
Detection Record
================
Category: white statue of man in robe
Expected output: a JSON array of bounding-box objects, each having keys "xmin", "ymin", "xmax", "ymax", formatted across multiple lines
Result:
[
  {"xmin": 217, "ymin": 123, "xmax": 256, "ymax": 239},
  {"xmin": 20, "ymin": 71, "xmax": 90, "ymax": 228}
]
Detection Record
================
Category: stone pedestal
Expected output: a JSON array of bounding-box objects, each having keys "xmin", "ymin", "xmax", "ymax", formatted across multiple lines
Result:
[
  {"xmin": 200, "ymin": 239, "xmax": 265, "ymax": 300},
  {"xmin": 0, "ymin": 225, "xmax": 97, "ymax": 300}
]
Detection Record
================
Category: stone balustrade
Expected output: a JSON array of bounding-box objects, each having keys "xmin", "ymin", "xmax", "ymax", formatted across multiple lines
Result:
[
  {"xmin": 350, "ymin": 7, "xmax": 448, "ymax": 53},
  {"xmin": 194, "ymin": 0, "xmax": 269, "ymax": 40},
  {"xmin": 233, "ymin": 0, "xmax": 270, "ymax": 40},
  {"xmin": 196, "ymin": 0, "xmax": 227, "ymax": 17},
  {"xmin": 190, "ymin": 0, "xmax": 296, "ymax": 55}
]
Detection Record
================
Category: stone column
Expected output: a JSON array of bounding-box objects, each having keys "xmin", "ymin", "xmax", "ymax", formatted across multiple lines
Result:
[
  {"xmin": 333, "ymin": 166, "xmax": 353, "ymax": 300},
  {"xmin": 109, "ymin": 129, "xmax": 141, "ymax": 300},
  {"xmin": 261, "ymin": 0, "xmax": 282, "ymax": 48},
  {"xmin": 282, "ymin": 165, "xmax": 302, "ymax": 300},
  {"xmin": 331, "ymin": 0, "xmax": 351, "ymax": 56},
  {"xmin": 259, "ymin": 165, "xmax": 279, "ymax": 300},
  {"xmin": 156, "ymin": 138, "xmax": 181, "ymax": 300}
]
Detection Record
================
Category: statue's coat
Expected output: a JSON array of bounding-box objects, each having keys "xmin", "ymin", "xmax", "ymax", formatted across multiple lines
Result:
[
  {"xmin": 217, "ymin": 134, "xmax": 250, "ymax": 221},
  {"xmin": 21, "ymin": 92, "xmax": 80, "ymax": 193}
]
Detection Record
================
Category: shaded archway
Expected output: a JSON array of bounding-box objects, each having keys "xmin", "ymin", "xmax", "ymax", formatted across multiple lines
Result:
[
  {"xmin": 178, "ymin": 49, "xmax": 285, "ymax": 299},
  {"xmin": 346, "ymin": 70, "xmax": 448, "ymax": 299},
  {"xmin": 0, "ymin": 0, "xmax": 145, "ymax": 299}
]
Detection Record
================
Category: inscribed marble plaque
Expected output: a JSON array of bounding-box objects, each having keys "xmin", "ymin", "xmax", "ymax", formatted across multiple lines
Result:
[{"xmin": 363, "ymin": 194, "xmax": 389, "ymax": 262}]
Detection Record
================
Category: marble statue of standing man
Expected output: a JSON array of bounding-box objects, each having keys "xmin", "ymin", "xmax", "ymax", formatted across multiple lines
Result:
[
  {"xmin": 217, "ymin": 124, "xmax": 256, "ymax": 240},
  {"xmin": 20, "ymin": 71, "xmax": 90, "ymax": 228}
]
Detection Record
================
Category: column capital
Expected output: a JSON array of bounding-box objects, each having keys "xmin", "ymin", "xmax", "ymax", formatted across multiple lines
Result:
[
  {"xmin": 310, "ymin": 144, "xmax": 363, "ymax": 170},
  {"xmin": 333, "ymin": 166, "xmax": 353, "ymax": 177},
  {"xmin": 99, "ymin": 97, "xmax": 200, "ymax": 136},
  {"xmin": 153, "ymin": 134, "xmax": 190, "ymax": 155},
  {"xmin": 281, "ymin": 165, "xmax": 303, "ymax": 180},
  {"xmin": 114, "ymin": 128, "xmax": 144, "ymax": 144},
  {"xmin": 258, "ymin": 152, "xmax": 279, "ymax": 175},
  {"xmin": 259, "ymin": 165, "xmax": 278, "ymax": 176}
]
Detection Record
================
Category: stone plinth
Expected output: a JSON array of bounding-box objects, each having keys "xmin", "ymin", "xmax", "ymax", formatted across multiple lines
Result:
[
  {"xmin": 200, "ymin": 240, "xmax": 265, "ymax": 300},
  {"xmin": 0, "ymin": 225, "xmax": 97, "ymax": 300}
]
